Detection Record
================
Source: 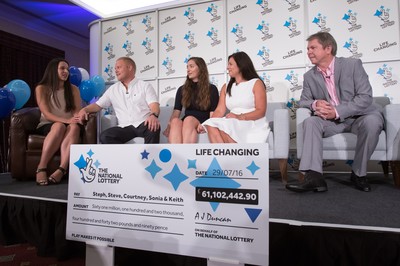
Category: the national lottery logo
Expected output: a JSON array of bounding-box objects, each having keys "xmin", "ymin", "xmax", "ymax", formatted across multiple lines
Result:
[
  {"xmin": 210, "ymin": 76, "xmax": 219, "ymax": 89},
  {"xmin": 260, "ymin": 73, "xmax": 273, "ymax": 93},
  {"xmin": 383, "ymin": 93, "xmax": 394, "ymax": 103},
  {"xmin": 123, "ymin": 19, "xmax": 135, "ymax": 35},
  {"xmin": 256, "ymin": 0, "xmax": 272, "ymax": 15},
  {"xmin": 184, "ymin": 31, "xmax": 198, "ymax": 49},
  {"xmin": 285, "ymin": 71, "xmax": 302, "ymax": 92},
  {"xmin": 231, "ymin": 24, "xmax": 247, "ymax": 44},
  {"xmin": 74, "ymin": 149, "xmax": 124, "ymax": 184},
  {"xmin": 287, "ymin": 151, "xmax": 300, "ymax": 171},
  {"xmin": 257, "ymin": 46, "xmax": 273, "ymax": 67},
  {"xmin": 283, "ymin": 17, "xmax": 301, "ymax": 38},
  {"xmin": 142, "ymin": 15, "xmax": 154, "ymax": 32},
  {"xmin": 104, "ymin": 64, "xmax": 115, "ymax": 81},
  {"xmin": 142, "ymin": 37, "xmax": 154, "ymax": 55},
  {"xmin": 162, "ymin": 34, "xmax": 175, "ymax": 52},
  {"xmin": 285, "ymin": 0, "xmax": 300, "ymax": 12},
  {"xmin": 257, "ymin": 21, "xmax": 273, "ymax": 41},
  {"xmin": 377, "ymin": 64, "xmax": 398, "ymax": 88},
  {"xmin": 184, "ymin": 7, "xmax": 197, "ymax": 26},
  {"xmin": 184, "ymin": 54, "xmax": 191, "ymax": 64},
  {"xmin": 374, "ymin": 6, "xmax": 395, "ymax": 29},
  {"xmin": 312, "ymin": 13, "xmax": 331, "ymax": 32},
  {"xmin": 207, "ymin": 27, "xmax": 221, "ymax": 47},
  {"xmin": 206, "ymin": 3, "xmax": 221, "ymax": 22},
  {"xmin": 342, "ymin": 10, "xmax": 362, "ymax": 32},
  {"xmin": 286, "ymin": 98, "xmax": 299, "ymax": 120},
  {"xmin": 162, "ymin": 57, "xmax": 175, "ymax": 76},
  {"xmin": 122, "ymin": 40, "xmax": 134, "ymax": 57},
  {"xmin": 343, "ymin": 38, "xmax": 363, "ymax": 58},
  {"xmin": 104, "ymin": 43, "xmax": 115, "ymax": 60}
]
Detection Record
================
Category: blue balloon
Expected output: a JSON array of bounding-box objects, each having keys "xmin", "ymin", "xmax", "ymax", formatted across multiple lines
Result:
[
  {"xmin": 0, "ymin": 88, "xmax": 16, "ymax": 119},
  {"xmin": 7, "ymin": 79, "xmax": 31, "ymax": 110},
  {"xmin": 69, "ymin": 66, "xmax": 82, "ymax": 87},
  {"xmin": 79, "ymin": 80, "xmax": 95, "ymax": 102},
  {"xmin": 91, "ymin": 75, "xmax": 106, "ymax": 97}
]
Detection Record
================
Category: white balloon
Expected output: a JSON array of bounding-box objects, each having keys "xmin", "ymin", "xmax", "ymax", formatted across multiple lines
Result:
[{"xmin": 78, "ymin": 67, "xmax": 90, "ymax": 81}]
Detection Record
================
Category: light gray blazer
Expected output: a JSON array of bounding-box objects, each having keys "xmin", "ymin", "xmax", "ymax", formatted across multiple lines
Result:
[{"xmin": 299, "ymin": 57, "xmax": 383, "ymax": 122}]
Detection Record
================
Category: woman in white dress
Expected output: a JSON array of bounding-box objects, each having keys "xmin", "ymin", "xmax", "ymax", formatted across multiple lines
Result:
[{"xmin": 200, "ymin": 51, "xmax": 270, "ymax": 143}]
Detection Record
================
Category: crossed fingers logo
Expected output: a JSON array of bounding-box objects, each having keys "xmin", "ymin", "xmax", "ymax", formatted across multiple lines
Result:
[{"xmin": 80, "ymin": 157, "xmax": 96, "ymax": 183}]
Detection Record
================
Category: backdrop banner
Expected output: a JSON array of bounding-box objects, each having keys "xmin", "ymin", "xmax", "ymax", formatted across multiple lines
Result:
[{"xmin": 67, "ymin": 143, "xmax": 269, "ymax": 265}]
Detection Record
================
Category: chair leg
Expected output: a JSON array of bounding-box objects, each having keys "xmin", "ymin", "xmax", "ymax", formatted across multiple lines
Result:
[
  {"xmin": 381, "ymin": 161, "xmax": 389, "ymax": 178},
  {"xmin": 278, "ymin": 159, "xmax": 288, "ymax": 184},
  {"xmin": 390, "ymin": 161, "xmax": 400, "ymax": 188}
]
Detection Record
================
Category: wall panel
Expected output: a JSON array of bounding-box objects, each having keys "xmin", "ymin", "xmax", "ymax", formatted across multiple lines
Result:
[{"xmin": 93, "ymin": 0, "xmax": 400, "ymax": 172}]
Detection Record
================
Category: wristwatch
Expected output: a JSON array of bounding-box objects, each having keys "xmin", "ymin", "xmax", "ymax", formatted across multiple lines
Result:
[{"xmin": 150, "ymin": 112, "xmax": 159, "ymax": 118}]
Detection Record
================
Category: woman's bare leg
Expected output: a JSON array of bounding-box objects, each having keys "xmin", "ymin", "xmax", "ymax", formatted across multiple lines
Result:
[
  {"xmin": 168, "ymin": 117, "xmax": 183, "ymax": 143},
  {"xmin": 36, "ymin": 123, "xmax": 67, "ymax": 183},
  {"xmin": 50, "ymin": 123, "xmax": 81, "ymax": 182},
  {"xmin": 220, "ymin": 131, "xmax": 236, "ymax": 143},
  {"xmin": 206, "ymin": 126, "xmax": 224, "ymax": 143},
  {"xmin": 182, "ymin": 116, "xmax": 200, "ymax": 143}
]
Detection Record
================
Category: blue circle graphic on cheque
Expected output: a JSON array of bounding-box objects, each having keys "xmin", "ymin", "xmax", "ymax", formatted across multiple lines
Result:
[{"xmin": 159, "ymin": 149, "xmax": 172, "ymax": 163}]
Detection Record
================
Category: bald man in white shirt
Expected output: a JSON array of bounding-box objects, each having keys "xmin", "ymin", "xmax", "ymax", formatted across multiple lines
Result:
[{"xmin": 78, "ymin": 57, "xmax": 160, "ymax": 144}]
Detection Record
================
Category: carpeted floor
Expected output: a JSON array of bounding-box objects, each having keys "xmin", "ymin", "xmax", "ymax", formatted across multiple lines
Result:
[
  {"xmin": 0, "ymin": 243, "xmax": 85, "ymax": 266},
  {"xmin": 270, "ymin": 171, "xmax": 400, "ymax": 231}
]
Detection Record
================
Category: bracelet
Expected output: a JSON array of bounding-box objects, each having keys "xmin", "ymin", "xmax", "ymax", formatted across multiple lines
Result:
[{"xmin": 150, "ymin": 112, "xmax": 159, "ymax": 118}]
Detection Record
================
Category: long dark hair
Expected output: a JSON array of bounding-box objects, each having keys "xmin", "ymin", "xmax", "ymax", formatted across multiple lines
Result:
[
  {"xmin": 181, "ymin": 57, "xmax": 211, "ymax": 110},
  {"xmin": 37, "ymin": 58, "xmax": 75, "ymax": 112},
  {"xmin": 226, "ymin": 51, "xmax": 265, "ymax": 96}
]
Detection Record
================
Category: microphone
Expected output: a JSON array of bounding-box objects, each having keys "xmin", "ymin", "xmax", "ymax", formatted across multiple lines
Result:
[{"xmin": 325, "ymin": 75, "xmax": 330, "ymax": 79}]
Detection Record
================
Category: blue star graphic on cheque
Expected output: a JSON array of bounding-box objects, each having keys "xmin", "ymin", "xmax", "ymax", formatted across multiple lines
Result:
[
  {"xmin": 144, "ymin": 148, "xmax": 189, "ymax": 190},
  {"xmin": 145, "ymin": 159, "xmax": 162, "ymax": 179},
  {"xmin": 164, "ymin": 164, "xmax": 189, "ymax": 191}
]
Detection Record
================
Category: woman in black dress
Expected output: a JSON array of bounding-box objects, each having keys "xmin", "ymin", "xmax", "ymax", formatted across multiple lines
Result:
[{"xmin": 163, "ymin": 57, "xmax": 219, "ymax": 143}]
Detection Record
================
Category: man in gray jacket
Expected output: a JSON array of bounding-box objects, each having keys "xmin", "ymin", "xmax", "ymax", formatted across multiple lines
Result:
[{"xmin": 286, "ymin": 32, "xmax": 384, "ymax": 193}]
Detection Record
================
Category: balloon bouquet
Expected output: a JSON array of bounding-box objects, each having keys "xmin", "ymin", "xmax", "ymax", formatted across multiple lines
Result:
[
  {"xmin": 0, "ymin": 80, "xmax": 30, "ymax": 171},
  {"xmin": 0, "ymin": 79, "xmax": 31, "ymax": 118},
  {"xmin": 69, "ymin": 66, "xmax": 106, "ymax": 104},
  {"xmin": 0, "ymin": 67, "xmax": 106, "ymax": 118}
]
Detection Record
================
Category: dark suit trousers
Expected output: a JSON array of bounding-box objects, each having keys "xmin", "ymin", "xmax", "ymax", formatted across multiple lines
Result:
[{"xmin": 100, "ymin": 123, "xmax": 160, "ymax": 144}]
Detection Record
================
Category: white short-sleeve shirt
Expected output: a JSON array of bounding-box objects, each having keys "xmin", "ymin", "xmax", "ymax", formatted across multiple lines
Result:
[{"xmin": 96, "ymin": 78, "xmax": 158, "ymax": 127}]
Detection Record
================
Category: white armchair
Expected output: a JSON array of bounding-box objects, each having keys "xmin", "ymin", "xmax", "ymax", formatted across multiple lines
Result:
[
  {"xmin": 296, "ymin": 96, "xmax": 400, "ymax": 186},
  {"xmin": 100, "ymin": 102, "xmax": 291, "ymax": 182}
]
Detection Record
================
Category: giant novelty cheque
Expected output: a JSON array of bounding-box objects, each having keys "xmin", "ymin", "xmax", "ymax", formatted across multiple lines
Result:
[{"xmin": 67, "ymin": 143, "xmax": 269, "ymax": 265}]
